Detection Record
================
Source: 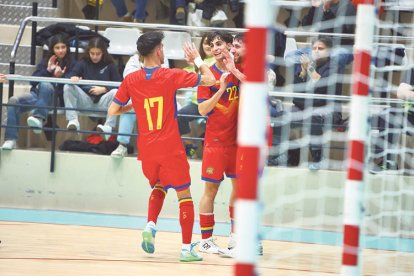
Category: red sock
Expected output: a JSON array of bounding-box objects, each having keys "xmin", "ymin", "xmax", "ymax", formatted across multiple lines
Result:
[
  {"xmin": 200, "ymin": 213, "xmax": 214, "ymax": 239},
  {"xmin": 179, "ymin": 197, "xmax": 194, "ymax": 244},
  {"xmin": 229, "ymin": 206, "xmax": 235, "ymax": 233},
  {"xmin": 148, "ymin": 187, "xmax": 166, "ymax": 223}
]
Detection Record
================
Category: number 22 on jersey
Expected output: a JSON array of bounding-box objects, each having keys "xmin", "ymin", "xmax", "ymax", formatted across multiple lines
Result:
[{"xmin": 144, "ymin": 96, "xmax": 163, "ymax": 131}]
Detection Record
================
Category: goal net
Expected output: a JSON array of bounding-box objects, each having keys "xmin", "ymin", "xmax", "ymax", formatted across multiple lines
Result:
[{"xmin": 257, "ymin": 0, "xmax": 414, "ymax": 274}]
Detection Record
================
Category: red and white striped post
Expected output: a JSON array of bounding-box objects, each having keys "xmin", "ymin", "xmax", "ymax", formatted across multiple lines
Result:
[
  {"xmin": 235, "ymin": 0, "xmax": 271, "ymax": 275},
  {"xmin": 342, "ymin": 1, "xmax": 376, "ymax": 275}
]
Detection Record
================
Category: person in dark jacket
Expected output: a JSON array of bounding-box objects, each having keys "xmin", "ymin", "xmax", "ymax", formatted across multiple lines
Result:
[
  {"xmin": 2, "ymin": 34, "xmax": 77, "ymax": 150},
  {"xmin": 63, "ymin": 36, "xmax": 121, "ymax": 138},
  {"xmin": 271, "ymin": 36, "xmax": 344, "ymax": 170}
]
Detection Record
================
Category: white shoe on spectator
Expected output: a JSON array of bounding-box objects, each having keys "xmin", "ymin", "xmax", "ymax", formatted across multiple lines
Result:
[
  {"xmin": 97, "ymin": 124, "xmax": 112, "ymax": 141},
  {"xmin": 27, "ymin": 116, "xmax": 43, "ymax": 134},
  {"xmin": 210, "ymin": 9, "xmax": 227, "ymax": 24},
  {"xmin": 2, "ymin": 140, "xmax": 16, "ymax": 150},
  {"xmin": 67, "ymin": 119, "xmax": 80, "ymax": 131},
  {"xmin": 111, "ymin": 144, "xmax": 128, "ymax": 158},
  {"xmin": 198, "ymin": 237, "xmax": 221, "ymax": 254}
]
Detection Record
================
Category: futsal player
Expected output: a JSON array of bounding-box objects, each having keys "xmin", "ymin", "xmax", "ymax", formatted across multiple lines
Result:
[{"xmin": 108, "ymin": 31, "xmax": 215, "ymax": 262}]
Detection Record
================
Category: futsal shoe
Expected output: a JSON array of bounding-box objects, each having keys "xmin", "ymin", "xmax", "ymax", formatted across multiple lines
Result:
[
  {"xmin": 180, "ymin": 242, "xmax": 203, "ymax": 262},
  {"xmin": 141, "ymin": 225, "xmax": 156, "ymax": 254},
  {"xmin": 198, "ymin": 237, "xmax": 221, "ymax": 254},
  {"xmin": 228, "ymin": 232, "xmax": 237, "ymax": 249}
]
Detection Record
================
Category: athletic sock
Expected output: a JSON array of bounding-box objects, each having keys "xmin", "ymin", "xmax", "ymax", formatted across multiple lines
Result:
[
  {"xmin": 179, "ymin": 197, "xmax": 195, "ymax": 244},
  {"xmin": 148, "ymin": 186, "xmax": 166, "ymax": 224},
  {"xmin": 200, "ymin": 213, "xmax": 214, "ymax": 240}
]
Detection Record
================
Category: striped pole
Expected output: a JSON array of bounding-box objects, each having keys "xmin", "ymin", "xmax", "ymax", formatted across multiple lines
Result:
[
  {"xmin": 235, "ymin": 0, "xmax": 271, "ymax": 275},
  {"xmin": 342, "ymin": 1, "xmax": 376, "ymax": 275}
]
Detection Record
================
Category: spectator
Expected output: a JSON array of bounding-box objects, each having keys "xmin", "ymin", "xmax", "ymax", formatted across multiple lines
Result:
[
  {"xmin": 178, "ymin": 33, "xmax": 215, "ymax": 159},
  {"xmin": 370, "ymin": 67, "xmax": 414, "ymax": 174},
  {"xmin": 111, "ymin": 0, "xmax": 149, "ymax": 22},
  {"xmin": 63, "ymin": 37, "xmax": 121, "ymax": 136},
  {"xmin": 111, "ymin": 53, "xmax": 170, "ymax": 158},
  {"xmin": 272, "ymin": 36, "xmax": 344, "ymax": 170},
  {"xmin": 285, "ymin": 0, "xmax": 356, "ymax": 76},
  {"xmin": 2, "ymin": 34, "xmax": 76, "ymax": 150}
]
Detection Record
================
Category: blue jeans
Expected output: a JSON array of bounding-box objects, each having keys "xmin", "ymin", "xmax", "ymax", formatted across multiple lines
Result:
[
  {"xmin": 285, "ymin": 47, "xmax": 353, "ymax": 75},
  {"xmin": 117, "ymin": 112, "xmax": 136, "ymax": 145},
  {"xmin": 111, "ymin": 0, "xmax": 128, "ymax": 17},
  {"xmin": 110, "ymin": 0, "xmax": 147, "ymax": 20},
  {"xmin": 5, "ymin": 82, "xmax": 55, "ymax": 140}
]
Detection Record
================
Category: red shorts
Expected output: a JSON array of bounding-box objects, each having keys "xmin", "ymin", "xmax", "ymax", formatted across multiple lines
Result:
[
  {"xmin": 201, "ymin": 145, "xmax": 237, "ymax": 183},
  {"xmin": 141, "ymin": 153, "xmax": 191, "ymax": 191}
]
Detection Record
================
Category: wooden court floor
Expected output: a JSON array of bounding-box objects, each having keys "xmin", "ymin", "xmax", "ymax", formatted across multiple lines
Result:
[{"xmin": 0, "ymin": 221, "xmax": 412, "ymax": 275}]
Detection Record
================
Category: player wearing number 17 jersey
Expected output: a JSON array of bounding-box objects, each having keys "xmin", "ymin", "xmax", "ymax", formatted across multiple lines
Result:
[{"xmin": 108, "ymin": 31, "xmax": 215, "ymax": 262}]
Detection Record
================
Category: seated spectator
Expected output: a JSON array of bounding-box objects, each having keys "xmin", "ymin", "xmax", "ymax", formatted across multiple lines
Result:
[
  {"xmin": 370, "ymin": 67, "xmax": 414, "ymax": 174},
  {"xmin": 271, "ymin": 36, "xmax": 344, "ymax": 170},
  {"xmin": 2, "ymin": 34, "xmax": 77, "ymax": 150},
  {"xmin": 63, "ymin": 37, "xmax": 121, "ymax": 137},
  {"xmin": 111, "ymin": 0, "xmax": 149, "ymax": 22},
  {"xmin": 187, "ymin": 0, "xmax": 228, "ymax": 28},
  {"xmin": 178, "ymin": 33, "xmax": 215, "ymax": 158},
  {"xmin": 285, "ymin": 0, "xmax": 356, "ymax": 75},
  {"xmin": 111, "ymin": 52, "xmax": 170, "ymax": 158}
]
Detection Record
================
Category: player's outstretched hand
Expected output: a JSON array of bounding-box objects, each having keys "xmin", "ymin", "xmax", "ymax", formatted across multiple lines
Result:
[
  {"xmin": 222, "ymin": 49, "xmax": 236, "ymax": 72},
  {"xmin": 219, "ymin": 72, "xmax": 230, "ymax": 91},
  {"xmin": 183, "ymin": 42, "xmax": 200, "ymax": 65}
]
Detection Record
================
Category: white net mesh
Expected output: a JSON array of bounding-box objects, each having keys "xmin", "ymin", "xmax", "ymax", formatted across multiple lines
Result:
[{"xmin": 261, "ymin": 1, "xmax": 414, "ymax": 274}]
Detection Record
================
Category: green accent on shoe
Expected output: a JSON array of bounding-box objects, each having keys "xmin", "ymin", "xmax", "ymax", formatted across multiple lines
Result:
[
  {"xmin": 141, "ymin": 230, "xmax": 155, "ymax": 254},
  {"xmin": 180, "ymin": 250, "xmax": 203, "ymax": 262}
]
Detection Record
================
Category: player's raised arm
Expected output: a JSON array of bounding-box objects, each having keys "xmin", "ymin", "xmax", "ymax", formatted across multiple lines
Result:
[{"xmin": 183, "ymin": 42, "xmax": 215, "ymax": 86}]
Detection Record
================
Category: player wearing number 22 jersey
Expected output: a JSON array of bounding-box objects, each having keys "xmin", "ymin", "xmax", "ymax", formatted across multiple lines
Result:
[{"xmin": 198, "ymin": 63, "xmax": 242, "ymax": 182}]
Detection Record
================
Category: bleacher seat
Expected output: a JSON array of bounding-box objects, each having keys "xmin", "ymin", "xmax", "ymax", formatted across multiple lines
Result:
[
  {"xmin": 103, "ymin": 27, "xmax": 142, "ymax": 56},
  {"xmin": 163, "ymin": 31, "xmax": 192, "ymax": 60}
]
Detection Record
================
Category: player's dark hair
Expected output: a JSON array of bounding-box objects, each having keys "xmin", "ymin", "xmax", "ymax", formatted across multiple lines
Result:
[
  {"xmin": 234, "ymin": 33, "xmax": 244, "ymax": 43},
  {"xmin": 137, "ymin": 31, "xmax": 164, "ymax": 57},
  {"xmin": 206, "ymin": 30, "xmax": 233, "ymax": 46}
]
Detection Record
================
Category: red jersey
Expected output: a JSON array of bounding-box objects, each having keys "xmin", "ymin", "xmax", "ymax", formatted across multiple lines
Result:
[
  {"xmin": 197, "ymin": 64, "xmax": 241, "ymax": 146},
  {"xmin": 114, "ymin": 67, "xmax": 200, "ymax": 159}
]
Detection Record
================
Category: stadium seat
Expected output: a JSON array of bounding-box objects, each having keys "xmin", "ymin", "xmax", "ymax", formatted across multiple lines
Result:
[
  {"xmin": 163, "ymin": 31, "xmax": 192, "ymax": 60},
  {"xmin": 103, "ymin": 27, "xmax": 142, "ymax": 56}
]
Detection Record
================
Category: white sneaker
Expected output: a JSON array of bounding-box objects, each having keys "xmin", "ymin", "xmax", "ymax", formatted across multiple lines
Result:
[
  {"xmin": 218, "ymin": 241, "xmax": 263, "ymax": 258},
  {"xmin": 111, "ymin": 144, "xmax": 128, "ymax": 158},
  {"xmin": 228, "ymin": 232, "xmax": 237, "ymax": 249},
  {"xmin": 218, "ymin": 247, "xmax": 236, "ymax": 258},
  {"xmin": 2, "ymin": 140, "xmax": 16, "ymax": 150},
  {"xmin": 210, "ymin": 9, "xmax": 227, "ymax": 24},
  {"xmin": 97, "ymin": 124, "xmax": 112, "ymax": 141},
  {"xmin": 27, "ymin": 116, "xmax": 43, "ymax": 134},
  {"xmin": 198, "ymin": 237, "xmax": 221, "ymax": 254},
  {"xmin": 67, "ymin": 119, "xmax": 80, "ymax": 131}
]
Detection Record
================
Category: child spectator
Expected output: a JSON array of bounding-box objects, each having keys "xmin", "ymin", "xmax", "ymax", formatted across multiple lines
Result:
[
  {"xmin": 2, "ymin": 34, "xmax": 76, "ymax": 150},
  {"xmin": 63, "ymin": 37, "xmax": 121, "ymax": 137}
]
